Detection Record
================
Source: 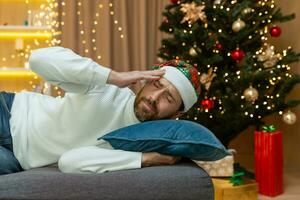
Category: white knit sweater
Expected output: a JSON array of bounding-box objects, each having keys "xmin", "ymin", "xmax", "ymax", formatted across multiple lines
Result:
[{"xmin": 9, "ymin": 46, "xmax": 142, "ymax": 173}]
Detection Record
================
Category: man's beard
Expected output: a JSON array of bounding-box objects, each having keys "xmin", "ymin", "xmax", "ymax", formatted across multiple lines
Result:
[{"xmin": 134, "ymin": 94, "xmax": 159, "ymax": 122}]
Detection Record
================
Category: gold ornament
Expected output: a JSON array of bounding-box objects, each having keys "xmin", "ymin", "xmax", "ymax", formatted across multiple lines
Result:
[
  {"xmin": 189, "ymin": 47, "xmax": 197, "ymax": 56},
  {"xmin": 243, "ymin": 86, "xmax": 259, "ymax": 102},
  {"xmin": 257, "ymin": 44, "xmax": 281, "ymax": 68},
  {"xmin": 200, "ymin": 68, "xmax": 217, "ymax": 91},
  {"xmin": 232, "ymin": 18, "xmax": 246, "ymax": 32},
  {"xmin": 282, "ymin": 110, "xmax": 297, "ymax": 125},
  {"xmin": 180, "ymin": 2, "xmax": 207, "ymax": 24}
]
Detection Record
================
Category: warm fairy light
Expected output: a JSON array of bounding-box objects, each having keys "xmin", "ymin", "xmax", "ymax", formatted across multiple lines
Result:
[{"xmin": 67, "ymin": 1, "xmax": 124, "ymax": 59}]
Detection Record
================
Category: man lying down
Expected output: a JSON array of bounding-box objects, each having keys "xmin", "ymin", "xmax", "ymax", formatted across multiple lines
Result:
[{"xmin": 0, "ymin": 46, "xmax": 201, "ymax": 175}]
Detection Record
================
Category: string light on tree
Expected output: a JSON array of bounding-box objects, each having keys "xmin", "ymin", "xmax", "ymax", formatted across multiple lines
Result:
[
  {"xmin": 213, "ymin": 0, "xmax": 222, "ymax": 4},
  {"xmin": 242, "ymin": 7, "xmax": 253, "ymax": 15}
]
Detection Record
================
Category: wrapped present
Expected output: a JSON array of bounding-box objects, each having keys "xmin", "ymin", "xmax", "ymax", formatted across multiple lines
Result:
[
  {"xmin": 212, "ymin": 177, "xmax": 258, "ymax": 200},
  {"xmin": 193, "ymin": 150, "xmax": 235, "ymax": 177},
  {"xmin": 254, "ymin": 125, "xmax": 283, "ymax": 197}
]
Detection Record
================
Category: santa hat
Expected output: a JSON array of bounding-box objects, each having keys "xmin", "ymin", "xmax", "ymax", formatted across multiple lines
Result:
[{"xmin": 151, "ymin": 60, "xmax": 201, "ymax": 112}]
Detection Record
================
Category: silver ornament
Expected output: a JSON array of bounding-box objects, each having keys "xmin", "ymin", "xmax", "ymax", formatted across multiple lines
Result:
[
  {"xmin": 232, "ymin": 18, "xmax": 246, "ymax": 32},
  {"xmin": 282, "ymin": 110, "xmax": 297, "ymax": 125},
  {"xmin": 243, "ymin": 86, "xmax": 259, "ymax": 102}
]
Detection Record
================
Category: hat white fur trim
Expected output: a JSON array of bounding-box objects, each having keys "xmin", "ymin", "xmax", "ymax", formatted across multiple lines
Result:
[{"xmin": 161, "ymin": 66, "xmax": 197, "ymax": 112}]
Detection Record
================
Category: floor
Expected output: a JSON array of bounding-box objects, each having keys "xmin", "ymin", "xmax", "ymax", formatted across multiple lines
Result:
[{"xmin": 258, "ymin": 168, "xmax": 300, "ymax": 200}]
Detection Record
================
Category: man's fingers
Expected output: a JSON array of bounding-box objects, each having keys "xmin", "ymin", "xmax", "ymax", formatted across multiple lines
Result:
[
  {"xmin": 145, "ymin": 70, "xmax": 165, "ymax": 76},
  {"xmin": 143, "ymin": 75, "xmax": 162, "ymax": 80},
  {"xmin": 140, "ymin": 70, "xmax": 165, "ymax": 80}
]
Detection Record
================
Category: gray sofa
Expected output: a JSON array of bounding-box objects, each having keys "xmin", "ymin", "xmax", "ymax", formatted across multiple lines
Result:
[{"xmin": 0, "ymin": 161, "xmax": 214, "ymax": 200}]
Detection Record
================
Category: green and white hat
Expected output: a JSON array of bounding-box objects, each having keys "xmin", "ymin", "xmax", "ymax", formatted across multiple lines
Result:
[{"xmin": 151, "ymin": 60, "xmax": 201, "ymax": 112}]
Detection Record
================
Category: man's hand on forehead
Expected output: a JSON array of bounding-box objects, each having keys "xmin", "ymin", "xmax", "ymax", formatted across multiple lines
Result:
[{"xmin": 107, "ymin": 69, "xmax": 166, "ymax": 88}]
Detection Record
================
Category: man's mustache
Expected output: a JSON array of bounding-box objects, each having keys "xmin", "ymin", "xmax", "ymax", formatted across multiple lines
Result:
[{"xmin": 141, "ymin": 97, "xmax": 157, "ymax": 112}]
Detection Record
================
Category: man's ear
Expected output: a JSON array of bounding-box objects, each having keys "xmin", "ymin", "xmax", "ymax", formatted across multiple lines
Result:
[{"xmin": 170, "ymin": 111, "xmax": 184, "ymax": 119}]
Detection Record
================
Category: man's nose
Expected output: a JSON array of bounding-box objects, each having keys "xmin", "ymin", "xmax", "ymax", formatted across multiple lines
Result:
[{"xmin": 149, "ymin": 89, "xmax": 165, "ymax": 102}]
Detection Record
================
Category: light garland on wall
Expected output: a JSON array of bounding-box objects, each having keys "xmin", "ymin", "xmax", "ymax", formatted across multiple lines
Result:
[
  {"xmin": 60, "ymin": 0, "xmax": 125, "ymax": 61},
  {"xmin": 49, "ymin": 0, "xmax": 125, "ymax": 96}
]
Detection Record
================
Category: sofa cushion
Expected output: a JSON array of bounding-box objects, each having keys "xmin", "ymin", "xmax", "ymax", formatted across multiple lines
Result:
[
  {"xmin": 98, "ymin": 119, "xmax": 229, "ymax": 161},
  {"xmin": 0, "ymin": 161, "xmax": 213, "ymax": 200}
]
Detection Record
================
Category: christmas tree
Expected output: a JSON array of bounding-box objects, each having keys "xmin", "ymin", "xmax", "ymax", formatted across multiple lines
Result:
[{"xmin": 156, "ymin": 0, "xmax": 300, "ymax": 146}]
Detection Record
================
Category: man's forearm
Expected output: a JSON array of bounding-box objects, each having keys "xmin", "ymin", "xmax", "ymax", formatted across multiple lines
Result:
[{"xmin": 29, "ymin": 46, "xmax": 111, "ymax": 94}]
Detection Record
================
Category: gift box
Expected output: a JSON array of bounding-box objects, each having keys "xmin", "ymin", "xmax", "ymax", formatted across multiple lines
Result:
[
  {"xmin": 254, "ymin": 125, "xmax": 283, "ymax": 197},
  {"xmin": 193, "ymin": 150, "xmax": 235, "ymax": 177},
  {"xmin": 212, "ymin": 177, "xmax": 258, "ymax": 200}
]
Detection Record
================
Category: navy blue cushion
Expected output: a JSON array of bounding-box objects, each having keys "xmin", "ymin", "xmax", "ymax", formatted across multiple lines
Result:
[{"xmin": 98, "ymin": 120, "xmax": 230, "ymax": 161}]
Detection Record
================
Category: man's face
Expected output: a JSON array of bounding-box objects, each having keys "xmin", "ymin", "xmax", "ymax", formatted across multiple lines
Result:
[{"xmin": 134, "ymin": 78, "xmax": 183, "ymax": 122}]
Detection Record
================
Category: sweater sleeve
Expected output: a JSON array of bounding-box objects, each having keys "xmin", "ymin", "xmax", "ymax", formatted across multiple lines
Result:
[
  {"xmin": 29, "ymin": 46, "xmax": 112, "ymax": 94},
  {"xmin": 58, "ymin": 145, "xmax": 142, "ymax": 174}
]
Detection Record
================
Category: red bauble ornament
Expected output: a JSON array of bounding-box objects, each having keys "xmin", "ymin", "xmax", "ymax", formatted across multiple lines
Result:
[
  {"xmin": 231, "ymin": 49, "xmax": 245, "ymax": 62},
  {"xmin": 215, "ymin": 42, "xmax": 223, "ymax": 50},
  {"xmin": 170, "ymin": 0, "xmax": 179, "ymax": 4},
  {"xmin": 269, "ymin": 26, "xmax": 281, "ymax": 37},
  {"xmin": 201, "ymin": 99, "xmax": 214, "ymax": 110}
]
